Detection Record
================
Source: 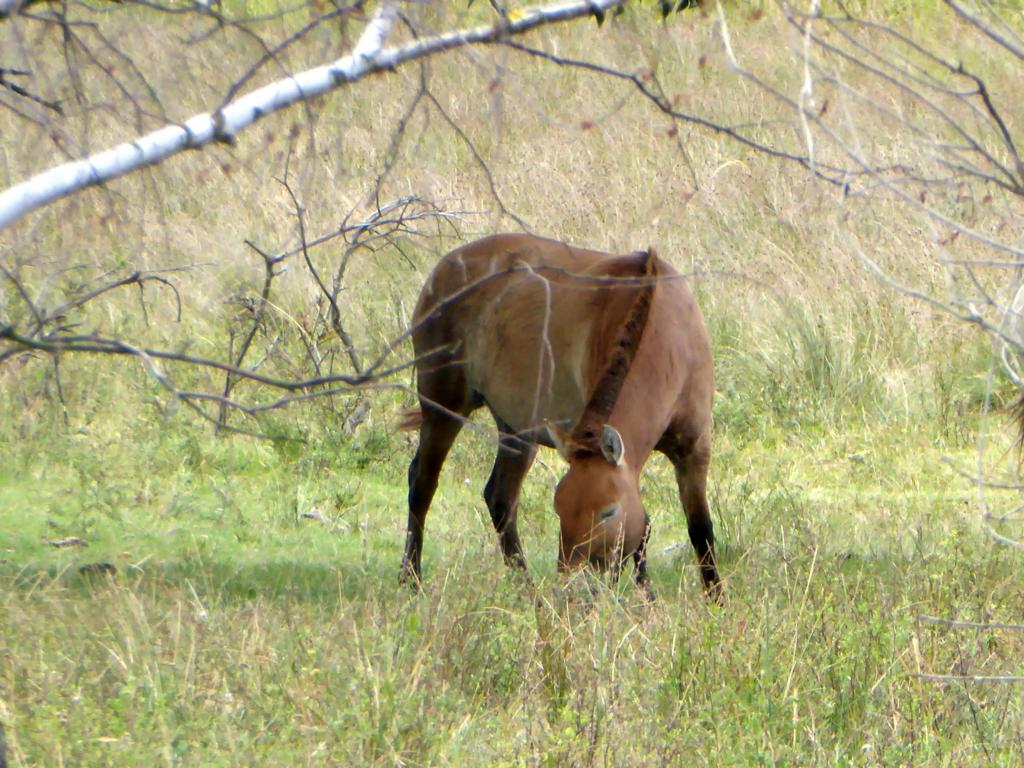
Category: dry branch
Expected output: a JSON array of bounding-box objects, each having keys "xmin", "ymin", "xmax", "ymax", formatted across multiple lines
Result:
[{"xmin": 0, "ymin": 0, "xmax": 626, "ymax": 232}]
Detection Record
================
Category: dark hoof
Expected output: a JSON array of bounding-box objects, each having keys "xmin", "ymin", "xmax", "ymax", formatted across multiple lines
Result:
[
  {"xmin": 398, "ymin": 563, "xmax": 422, "ymax": 591},
  {"xmin": 503, "ymin": 553, "xmax": 529, "ymax": 571},
  {"xmin": 79, "ymin": 562, "xmax": 117, "ymax": 577},
  {"xmin": 505, "ymin": 568, "xmax": 535, "ymax": 597},
  {"xmin": 638, "ymin": 581, "xmax": 657, "ymax": 604},
  {"xmin": 705, "ymin": 580, "xmax": 726, "ymax": 606}
]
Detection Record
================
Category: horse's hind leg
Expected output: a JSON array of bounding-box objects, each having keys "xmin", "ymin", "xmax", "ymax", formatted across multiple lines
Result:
[
  {"xmin": 401, "ymin": 405, "xmax": 466, "ymax": 586},
  {"xmin": 483, "ymin": 418, "xmax": 536, "ymax": 570},
  {"xmin": 659, "ymin": 428, "xmax": 722, "ymax": 600}
]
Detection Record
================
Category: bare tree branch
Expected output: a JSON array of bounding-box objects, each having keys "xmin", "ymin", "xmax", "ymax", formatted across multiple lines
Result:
[
  {"xmin": 0, "ymin": 323, "xmax": 438, "ymax": 390},
  {"xmin": 944, "ymin": 0, "xmax": 1024, "ymax": 62},
  {"xmin": 501, "ymin": 39, "xmax": 857, "ymax": 188},
  {"xmin": 0, "ymin": 66, "xmax": 61, "ymax": 113},
  {"xmin": 0, "ymin": 0, "xmax": 628, "ymax": 232}
]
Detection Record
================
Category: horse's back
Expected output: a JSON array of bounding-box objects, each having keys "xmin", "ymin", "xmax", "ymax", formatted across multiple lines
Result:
[{"xmin": 411, "ymin": 235, "xmax": 710, "ymax": 438}]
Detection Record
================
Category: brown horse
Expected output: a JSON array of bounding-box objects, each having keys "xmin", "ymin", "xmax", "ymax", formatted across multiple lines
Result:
[{"xmin": 400, "ymin": 234, "xmax": 720, "ymax": 597}]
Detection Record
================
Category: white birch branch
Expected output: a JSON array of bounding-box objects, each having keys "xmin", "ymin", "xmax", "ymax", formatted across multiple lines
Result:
[{"xmin": 0, "ymin": 0, "xmax": 625, "ymax": 233}]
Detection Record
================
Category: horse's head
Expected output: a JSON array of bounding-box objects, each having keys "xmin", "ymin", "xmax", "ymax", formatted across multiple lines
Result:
[{"xmin": 549, "ymin": 422, "xmax": 648, "ymax": 571}]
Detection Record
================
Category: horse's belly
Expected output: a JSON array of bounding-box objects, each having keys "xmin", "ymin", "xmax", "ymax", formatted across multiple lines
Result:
[
  {"xmin": 476, "ymin": 368, "xmax": 585, "ymax": 434},
  {"xmin": 465, "ymin": 316, "xmax": 588, "ymax": 434}
]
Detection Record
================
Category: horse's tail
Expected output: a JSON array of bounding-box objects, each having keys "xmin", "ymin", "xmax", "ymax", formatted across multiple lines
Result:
[{"xmin": 398, "ymin": 407, "xmax": 423, "ymax": 432}]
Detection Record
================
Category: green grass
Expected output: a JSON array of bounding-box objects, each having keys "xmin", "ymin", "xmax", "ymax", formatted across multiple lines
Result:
[{"xmin": 2, "ymin": 374, "xmax": 1023, "ymax": 765}]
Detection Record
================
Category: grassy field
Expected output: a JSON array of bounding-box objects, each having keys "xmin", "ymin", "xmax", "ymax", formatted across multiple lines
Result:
[{"xmin": 2, "ymin": 2, "xmax": 1024, "ymax": 765}]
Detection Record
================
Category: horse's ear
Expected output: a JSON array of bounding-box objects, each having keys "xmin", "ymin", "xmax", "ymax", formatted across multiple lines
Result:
[
  {"xmin": 546, "ymin": 420, "xmax": 573, "ymax": 460},
  {"xmin": 600, "ymin": 425, "xmax": 625, "ymax": 467}
]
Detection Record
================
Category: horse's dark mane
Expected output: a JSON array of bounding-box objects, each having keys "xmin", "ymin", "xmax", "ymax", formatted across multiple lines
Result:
[{"xmin": 571, "ymin": 248, "xmax": 658, "ymax": 451}]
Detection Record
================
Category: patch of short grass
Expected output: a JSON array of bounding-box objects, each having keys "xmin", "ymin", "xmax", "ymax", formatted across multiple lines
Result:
[{"xmin": 2, "ymin": 390, "xmax": 1023, "ymax": 764}]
